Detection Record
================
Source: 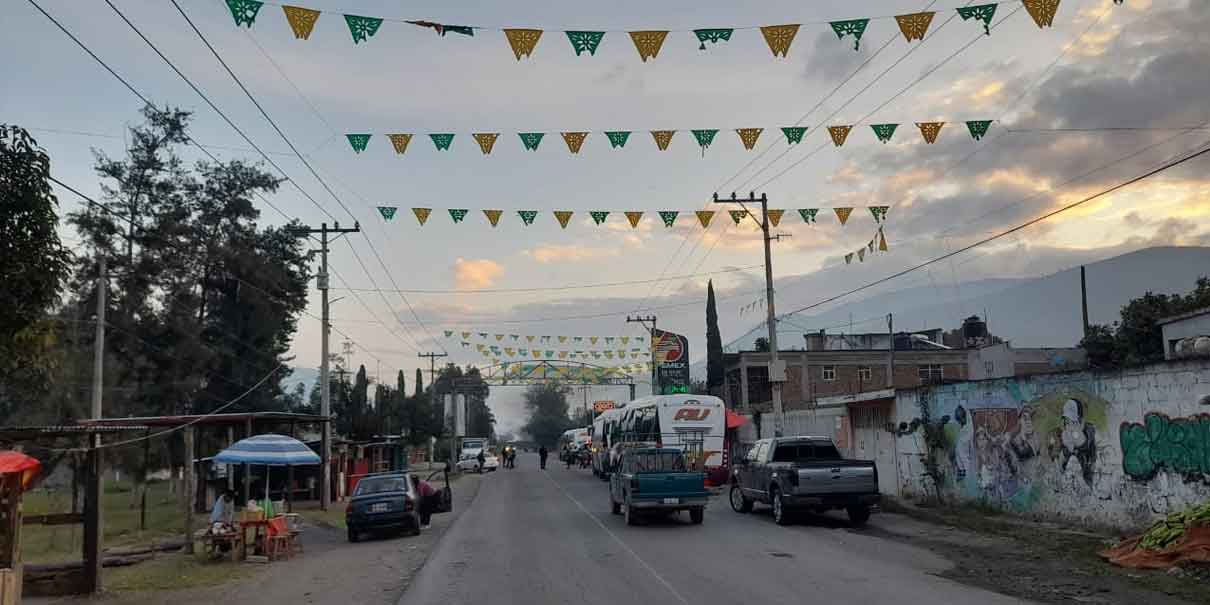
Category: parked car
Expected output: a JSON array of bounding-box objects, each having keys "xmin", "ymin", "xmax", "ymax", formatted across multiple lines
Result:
[
  {"xmin": 455, "ymin": 450, "xmax": 499, "ymax": 473},
  {"xmin": 729, "ymin": 436, "xmax": 880, "ymax": 526},
  {"xmin": 345, "ymin": 472, "xmax": 419, "ymax": 541},
  {"xmin": 610, "ymin": 447, "xmax": 708, "ymax": 526}
]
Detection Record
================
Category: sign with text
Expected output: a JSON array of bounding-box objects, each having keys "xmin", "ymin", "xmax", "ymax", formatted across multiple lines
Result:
[
  {"xmin": 652, "ymin": 329, "xmax": 690, "ymax": 395},
  {"xmin": 593, "ymin": 400, "xmax": 616, "ymax": 413}
]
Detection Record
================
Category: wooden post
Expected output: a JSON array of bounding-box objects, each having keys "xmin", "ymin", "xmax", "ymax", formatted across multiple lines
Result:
[
  {"xmin": 242, "ymin": 417, "xmax": 253, "ymax": 503},
  {"xmin": 1, "ymin": 474, "xmax": 24, "ymax": 605},
  {"xmin": 140, "ymin": 429, "xmax": 150, "ymax": 531},
  {"xmin": 225, "ymin": 426, "xmax": 235, "ymax": 493},
  {"xmin": 82, "ymin": 448, "xmax": 102, "ymax": 594},
  {"xmin": 183, "ymin": 427, "xmax": 195, "ymax": 554}
]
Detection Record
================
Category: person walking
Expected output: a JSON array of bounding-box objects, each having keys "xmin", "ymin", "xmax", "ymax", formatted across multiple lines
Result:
[
  {"xmin": 410, "ymin": 474, "xmax": 437, "ymax": 529},
  {"xmin": 538, "ymin": 445, "xmax": 548, "ymax": 470},
  {"xmin": 476, "ymin": 449, "xmax": 486, "ymax": 473}
]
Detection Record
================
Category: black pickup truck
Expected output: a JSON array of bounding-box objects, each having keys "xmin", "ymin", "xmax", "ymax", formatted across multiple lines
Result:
[{"xmin": 729, "ymin": 436, "xmax": 880, "ymax": 526}]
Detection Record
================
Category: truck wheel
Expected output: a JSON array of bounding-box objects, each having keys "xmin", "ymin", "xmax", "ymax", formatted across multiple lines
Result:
[
  {"xmin": 771, "ymin": 487, "xmax": 791, "ymax": 526},
  {"xmin": 611, "ymin": 498, "xmax": 621, "ymax": 515},
  {"xmin": 847, "ymin": 505, "xmax": 871, "ymax": 527},
  {"xmin": 690, "ymin": 507, "xmax": 704, "ymax": 525},
  {"xmin": 729, "ymin": 484, "xmax": 753, "ymax": 513}
]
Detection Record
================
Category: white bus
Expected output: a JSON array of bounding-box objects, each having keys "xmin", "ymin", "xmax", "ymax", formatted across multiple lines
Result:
[
  {"xmin": 556, "ymin": 427, "xmax": 590, "ymax": 462},
  {"xmin": 612, "ymin": 395, "xmax": 726, "ymax": 478},
  {"xmin": 590, "ymin": 407, "xmax": 625, "ymax": 478}
]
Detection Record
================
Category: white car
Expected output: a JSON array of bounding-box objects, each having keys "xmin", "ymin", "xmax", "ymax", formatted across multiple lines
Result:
[{"xmin": 455, "ymin": 451, "xmax": 499, "ymax": 473}]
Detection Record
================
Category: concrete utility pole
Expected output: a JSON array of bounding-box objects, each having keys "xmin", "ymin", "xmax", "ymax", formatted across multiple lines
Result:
[
  {"xmin": 714, "ymin": 192, "xmax": 790, "ymax": 436},
  {"xmin": 419, "ymin": 352, "xmax": 449, "ymax": 464},
  {"xmin": 887, "ymin": 313, "xmax": 895, "ymax": 389},
  {"xmin": 1080, "ymin": 265, "xmax": 1090, "ymax": 339},
  {"xmin": 286, "ymin": 222, "xmax": 360, "ymax": 510},
  {"xmin": 91, "ymin": 257, "xmax": 107, "ymax": 446},
  {"xmin": 626, "ymin": 315, "xmax": 657, "ymax": 394}
]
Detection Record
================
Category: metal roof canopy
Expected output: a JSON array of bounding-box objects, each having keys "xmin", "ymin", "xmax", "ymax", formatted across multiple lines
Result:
[
  {"xmin": 0, "ymin": 425, "xmax": 150, "ymax": 440},
  {"xmin": 76, "ymin": 411, "xmax": 328, "ymax": 428}
]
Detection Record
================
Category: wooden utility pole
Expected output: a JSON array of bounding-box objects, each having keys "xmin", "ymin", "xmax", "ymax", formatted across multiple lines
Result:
[
  {"xmin": 626, "ymin": 316, "xmax": 657, "ymax": 394},
  {"xmin": 286, "ymin": 222, "xmax": 360, "ymax": 510}
]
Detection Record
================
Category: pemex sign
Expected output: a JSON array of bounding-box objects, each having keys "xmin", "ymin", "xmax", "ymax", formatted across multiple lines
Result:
[{"xmin": 652, "ymin": 329, "xmax": 690, "ymax": 394}]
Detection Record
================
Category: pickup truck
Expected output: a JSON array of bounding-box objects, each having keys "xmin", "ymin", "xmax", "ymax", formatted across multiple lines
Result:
[
  {"xmin": 729, "ymin": 436, "xmax": 880, "ymax": 526},
  {"xmin": 610, "ymin": 448, "xmax": 708, "ymax": 526}
]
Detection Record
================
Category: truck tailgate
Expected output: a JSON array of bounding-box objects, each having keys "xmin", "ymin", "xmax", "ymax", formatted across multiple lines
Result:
[
  {"xmin": 635, "ymin": 473, "xmax": 707, "ymax": 499},
  {"xmin": 797, "ymin": 461, "xmax": 877, "ymax": 495}
]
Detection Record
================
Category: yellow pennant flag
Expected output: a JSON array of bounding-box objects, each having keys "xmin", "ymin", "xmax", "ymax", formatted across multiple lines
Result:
[
  {"xmin": 504, "ymin": 28, "xmax": 543, "ymax": 60},
  {"xmin": 651, "ymin": 130, "xmax": 676, "ymax": 151},
  {"xmin": 845, "ymin": 252, "xmax": 854, "ymax": 265},
  {"xmin": 559, "ymin": 351, "xmax": 567, "ymax": 359},
  {"xmin": 496, "ymin": 334, "xmax": 505, "ymax": 341},
  {"xmin": 629, "ymin": 30, "xmax": 669, "ymax": 62},
  {"xmin": 625, "ymin": 211, "xmax": 644, "ymax": 228},
  {"xmin": 916, "ymin": 122, "xmax": 945, "ymax": 144},
  {"xmin": 504, "ymin": 347, "xmax": 514, "ymax": 356},
  {"xmin": 621, "ymin": 336, "xmax": 630, "ymax": 345},
  {"xmin": 736, "ymin": 128, "xmax": 763, "ymax": 150},
  {"xmin": 834, "ymin": 207, "xmax": 853, "ymax": 225},
  {"xmin": 554, "ymin": 211, "xmax": 574, "ymax": 229},
  {"xmin": 561, "ymin": 131, "xmax": 589, "ymax": 154},
  {"xmin": 767, "ymin": 209, "xmax": 785, "ymax": 227},
  {"xmin": 483, "ymin": 209, "xmax": 503, "ymax": 227},
  {"xmin": 533, "ymin": 351, "xmax": 542, "ymax": 359},
  {"xmin": 387, "ymin": 133, "xmax": 413, "ymax": 154},
  {"xmin": 879, "ymin": 229, "xmax": 889, "ymax": 251},
  {"xmin": 827, "ymin": 125, "xmax": 853, "ymax": 147},
  {"xmin": 1022, "ymin": 0, "xmax": 1061, "ymax": 28},
  {"xmin": 282, "ymin": 5, "xmax": 321, "ymax": 40},
  {"xmin": 590, "ymin": 336, "xmax": 599, "ymax": 345},
  {"xmin": 473, "ymin": 133, "xmax": 499, "ymax": 155},
  {"xmin": 412, "ymin": 207, "xmax": 432, "ymax": 225},
  {"xmin": 895, "ymin": 12, "xmax": 936, "ymax": 42},
  {"xmin": 760, "ymin": 24, "xmax": 800, "ymax": 57},
  {"xmin": 526, "ymin": 335, "xmax": 535, "ymax": 343},
  {"xmin": 605, "ymin": 351, "xmax": 614, "ymax": 359},
  {"xmin": 696, "ymin": 210, "xmax": 715, "ymax": 228},
  {"xmin": 558, "ymin": 336, "xmax": 568, "ymax": 343},
  {"xmin": 462, "ymin": 331, "xmax": 471, "ymax": 339}
]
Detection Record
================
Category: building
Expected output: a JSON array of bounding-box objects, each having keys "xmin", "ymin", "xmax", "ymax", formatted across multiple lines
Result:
[
  {"xmin": 967, "ymin": 342, "xmax": 1087, "ymax": 380},
  {"xmin": 1159, "ymin": 307, "xmax": 1210, "ymax": 360}
]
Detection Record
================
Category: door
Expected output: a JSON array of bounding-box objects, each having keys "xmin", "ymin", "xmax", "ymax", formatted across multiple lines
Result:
[
  {"xmin": 748, "ymin": 440, "xmax": 771, "ymax": 498},
  {"xmin": 851, "ymin": 403, "xmax": 898, "ymax": 495}
]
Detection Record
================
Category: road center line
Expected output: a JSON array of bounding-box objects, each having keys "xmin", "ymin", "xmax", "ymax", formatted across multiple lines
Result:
[{"xmin": 545, "ymin": 471, "xmax": 690, "ymax": 605}]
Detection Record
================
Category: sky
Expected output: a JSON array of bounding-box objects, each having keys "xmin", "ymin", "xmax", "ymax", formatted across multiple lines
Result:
[{"xmin": 4, "ymin": 0, "xmax": 1209, "ymax": 435}]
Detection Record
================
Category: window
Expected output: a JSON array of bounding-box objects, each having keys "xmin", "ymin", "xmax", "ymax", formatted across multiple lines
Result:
[
  {"xmin": 354, "ymin": 476, "xmax": 409, "ymax": 496},
  {"xmin": 983, "ymin": 360, "xmax": 994, "ymax": 375},
  {"xmin": 918, "ymin": 364, "xmax": 944, "ymax": 383},
  {"xmin": 749, "ymin": 441, "xmax": 769, "ymax": 463},
  {"xmin": 627, "ymin": 451, "xmax": 686, "ymax": 474},
  {"xmin": 822, "ymin": 365, "xmax": 836, "ymax": 381},
  {"xmin": 746, "ymin": 365, "xmax": 771, "ymax": 404},
  {"xmin": 771, "ymin": 441, "xmax": 843, "ymax": 462},
  {"xmin": 858, "ymin": 366, "xmax": 872, "ymax": 381}
]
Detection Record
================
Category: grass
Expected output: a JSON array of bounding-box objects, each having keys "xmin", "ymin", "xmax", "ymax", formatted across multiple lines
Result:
[
  {"xmin": 292, "ymin": 501, "xmax": 346, "ymax": 529},
  {"xmin": 104, "ymin": 551, "xmax": 255, "ymax": 592}
]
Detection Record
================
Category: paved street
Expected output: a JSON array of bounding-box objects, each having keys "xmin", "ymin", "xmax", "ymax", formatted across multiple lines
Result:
[{"xmin": 399, "ymin": 454, "xmax": 1026, "ymax": 605}]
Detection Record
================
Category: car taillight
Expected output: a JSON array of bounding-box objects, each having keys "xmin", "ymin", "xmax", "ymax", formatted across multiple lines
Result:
[{"xmin": 630, "ymin": 477, "xmax": 640, "ymax": 493}]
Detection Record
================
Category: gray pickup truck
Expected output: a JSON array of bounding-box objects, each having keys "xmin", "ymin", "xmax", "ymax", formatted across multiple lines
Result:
[{"xmin": 729, "ymin": 436, "xmax": 880, "ymax": 526}]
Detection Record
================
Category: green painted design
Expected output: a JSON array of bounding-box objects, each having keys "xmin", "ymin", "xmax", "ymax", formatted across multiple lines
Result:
[
  {"xmin": 518, "ymin": 210, "xmax": 539, "ymax": 225},
  {"xmin": 781, "ymin": 127, "xmax": 807, "ymax": 145},
  {"xmin": 798, "ymin": 208, "xmax": 818, "ymax": 223},
  {"xmin": 692, "ymin": 129, "xmax": 719, "ymax": 149},
  {"xmin": 519, "ymin": 132, "xmax": 545, "ymax": 151},
  {"xmin": 605, "ymin": 131, "xmax": 631, "ymax": 148},
  {"xmin": 344, "ymin": 14, "xmax": 384, "ymax": 44},
  {"xmin": 448, "ymin": 209, "xmax": 469, "ymax": 223},
  {"xmin": 345, "ymin": 133, "xmax": 371, "ymax": 153},
  {"xmin": 871, "ymin": 123, "xmax": 899, "ymax": 143},
  {"xmin": 830, "ymin": 19, "xmax": 870, "ymax": 50},
  {"xmin": 566, "ymin": 31, "xmax": 605, "ymax": 56},
  {"xmin": 956, "ymin": 4, "xmax": 998, "ymax": 35},
  {"xmin": 966, "ymin": 120, "xmax": 993, "ymax": 141},
  {"xmin": 658, "ymin": 211, "xmax": 679, "ymax": 228},
  {"xmin": 589, "ymin": 211, "xmax": 610, "ymax": 225},
  {"xmin": 693, "ymin": 28, "xmax": 733, "ymax": 50},
  {"xmin": 377, "ymin": 206, "xmax": 397, "ymax": 221},
  {"xmin": 1122, "ymin": 413, "xmax": 1210, "ymax": 481},
  {"xmin": 429, "ymin": 133, "xmax": 455, "ymax": 150},
  {"xmin": 225, "ymin": 0, "xmax": 263, "ymax": 27}
]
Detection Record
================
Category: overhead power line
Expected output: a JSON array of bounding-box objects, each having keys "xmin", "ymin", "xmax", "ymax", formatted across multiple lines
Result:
[{"xmin": 331, "ymin": 264, "xmax": 764, "ymax": 295}]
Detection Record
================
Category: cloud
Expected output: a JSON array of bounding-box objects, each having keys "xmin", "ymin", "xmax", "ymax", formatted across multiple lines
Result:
[
  {"xmin": 521, "ymin": 244, "xmax": 621, "ymax": 264},
  {"xmin": 453, "ymin": 258, "xmax": 504, "ymax": 289}
]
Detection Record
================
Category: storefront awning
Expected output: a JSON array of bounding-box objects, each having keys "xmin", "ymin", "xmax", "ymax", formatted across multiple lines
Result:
[{"xmin": 726, "ymin": 409, "xmax": 749, "ymax": 429}]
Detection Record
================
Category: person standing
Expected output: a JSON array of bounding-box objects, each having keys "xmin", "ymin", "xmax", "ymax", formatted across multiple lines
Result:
[
  {"xmin": 538, "ymin": 445, "xmax": 548, "ymax": 470},
  {"xmin": 410, "ymin": 474, "xmax": 437, "ymax": 529}
]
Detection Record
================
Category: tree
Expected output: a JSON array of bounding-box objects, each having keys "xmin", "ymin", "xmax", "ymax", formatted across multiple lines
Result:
[
  {"xmin": 414, "ymin": 368, "xmax": 423, "ymax": 398},
  {"xmin": 1081, "ymin": 277, "xmax": 1210, "ymax": 368},
  {"xmin": 0, "ymin": 126, "xmax": 72, "ymax": 423},
  {"xmin": 521, "ymin": 382, "xmax": 573, "ymax": 447},
  {"xmin": 753, "ymin": 337, "xmax": 770, "ymax": 352},
  {"xmin": 706, "ymin": 279, "xmax": 724, "ymax": 393}
]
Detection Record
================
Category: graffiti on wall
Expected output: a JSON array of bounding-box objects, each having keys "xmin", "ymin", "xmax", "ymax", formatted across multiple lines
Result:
[{"xmin": 1121, "ymin": 413, "xmax": 1210, "ymax": 481}]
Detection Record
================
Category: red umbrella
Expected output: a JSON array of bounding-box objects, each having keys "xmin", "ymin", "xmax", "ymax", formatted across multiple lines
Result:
[{"xmin": 0, "ymin": 451, "xmax": 42, "ymax": 492}]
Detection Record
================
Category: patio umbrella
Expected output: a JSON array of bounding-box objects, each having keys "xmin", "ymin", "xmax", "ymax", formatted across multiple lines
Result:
[
  {"xmin": 0, "ymin": 451, "xmax": 42, "ymax": 491},
  {"xmin": 214, "ymin": 434, "xmax": 319, "ymax": 514}
]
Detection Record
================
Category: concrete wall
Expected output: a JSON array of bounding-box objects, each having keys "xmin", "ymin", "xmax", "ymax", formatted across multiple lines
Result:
[{"xmin": 894, "ymin": 359, "xmax": 1210, "ymax": 530}]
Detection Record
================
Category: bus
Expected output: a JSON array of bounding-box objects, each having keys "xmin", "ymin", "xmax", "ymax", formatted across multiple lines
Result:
[
  {"xmin": 612, "ymin": 394, "xmax": 726, "ymax": 482},
  {"xmin": 590, "ymin": 407, "xmax": 625, "ymax": 479},
  {"xmin": 556, "ymin": 427, "xmax": 590, "ymax": 462}
]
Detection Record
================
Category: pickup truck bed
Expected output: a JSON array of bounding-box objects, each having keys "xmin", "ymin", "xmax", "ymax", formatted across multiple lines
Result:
[
  {"xmin": 610, "ymin": 448, "xmax": 709, "ymax": 526},
  {"xmin": 731, "ymin": 436, "xmax": 880, "ymax": 526}
]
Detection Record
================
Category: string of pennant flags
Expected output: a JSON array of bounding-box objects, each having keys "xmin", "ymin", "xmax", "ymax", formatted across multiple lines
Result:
[
  {"xmin": 342, "ymin": 121, "xmax": 997, "ymax": 156},
  {"xmin": 845, "ymin": 227, "xmax": 892, "ymax": 266},
  {"xmin": 378, "ymin": 206, "xmax": 891, "ymax": 229},
  {"xmin": 441, "ymin": 331, "xmax": 647, "ymax": 348},
  {"xmin": 222, "ymin": 0, "xmax": 1075, "ymax": 61}
]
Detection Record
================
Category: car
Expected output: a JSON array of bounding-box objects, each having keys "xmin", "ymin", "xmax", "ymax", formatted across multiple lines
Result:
[
  {"xmin": 609, "ymin": 447, "xmax": 709, "ymax": 526},
  {"xmin": 345, "ymin": 472, "xmax": 420, "ymax": 542},
  {"xmin": 455, "ymin": 450, "xmax": 499, "ymax": 473}
]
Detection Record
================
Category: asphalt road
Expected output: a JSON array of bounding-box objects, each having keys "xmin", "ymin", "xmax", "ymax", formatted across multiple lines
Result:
[{"xmin": 398, "ymin": 453, "xmax": 1028, "ymax": 605}]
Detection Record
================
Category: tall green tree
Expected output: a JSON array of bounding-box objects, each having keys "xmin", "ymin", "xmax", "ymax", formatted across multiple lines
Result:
[
  {"xmin": 705, "ymin": 279, "xmax": 724, "ymax": 393},
  {"xmin": 521, "ymin": 382, "xmax": 573, "ymax": 447},
  {"xmin": 1082, "ymin": 277, "xmax": 1210, "ymax": 367}
]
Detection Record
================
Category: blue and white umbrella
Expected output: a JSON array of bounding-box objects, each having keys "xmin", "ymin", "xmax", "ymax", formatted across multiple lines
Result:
[{"xmin": 215, "ymin": 434, "xmax": 319, "ymax": 511}]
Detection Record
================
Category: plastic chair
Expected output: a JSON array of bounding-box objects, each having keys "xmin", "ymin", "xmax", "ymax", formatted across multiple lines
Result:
[
  {"xmin": 284, "ymin": 513, "xmax": 304, "ymax": 555},
  {"xmin": 265, "ymin": 516, "xmax": 293, "ymax": 561}
]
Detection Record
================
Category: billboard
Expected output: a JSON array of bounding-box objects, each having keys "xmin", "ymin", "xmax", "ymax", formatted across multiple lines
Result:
[
  {"xmin": 652, "ymin": 329, "xmax": 690, "ymax": 394},
  {"xmin": 593, "ymin": 400, "xmax": 616, "ymax": 413}
]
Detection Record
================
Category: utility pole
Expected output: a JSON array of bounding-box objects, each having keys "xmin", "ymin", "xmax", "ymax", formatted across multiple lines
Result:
[
  {"xmin": 887, "ymin": 313, "xmax": 895, "ymax": 389},
  {"xmin": 91, "ymin": 257, "xmax": 107, "ymax": 446},
  {"xmin": 286, "ymin": 222, "xmax": 360, "ymax": 510},
  {"xmin": 626, "ymin": 315, "xmax": 657, "ymax": 395},
  {"xmin": 1080, "ymin": 266, "xmax": 1090, "ymax": 339},
  {"xmin": 419, "ymin": 352, "xmax": 449, "ymax": 464},
  {"xmin": 714, "ymin": 192, "xmax": 790, "ymax": 436}
]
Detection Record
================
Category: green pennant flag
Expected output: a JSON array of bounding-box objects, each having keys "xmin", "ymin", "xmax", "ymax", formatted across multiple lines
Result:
[
  {"xmin": 444, "ymin": 25, "xmax": 475, "ymax": 37},
  {"xmin": 693, "ymin": 28, "xmax": 733, "ymax": 50},
  {"xmin": 345, "ymin": 134, "xmax": 371, "ymax": 153},
  {"xmin": 830, "ymin": 19, "xmax": 870, "ymax": 50},
  {"xmin": 605, "ymin": 131, "xmax": 631, "ymax": 149},
  {"xmin": 430, "ymin": 133, "xmax": 455, "ymax": 151},
  {"xmin": 566, "ymin": 31, "xmax": 605, "ymax": 56},
  {"xmin": 692, "ymin": 129, "xmax": 719, "ymax": 150},
  {"xmin": 589, "ymin": 211, "xmax": 610, "ymax": 225},
  {"xmin": 658, "ymin": 211, "xmax": 679, "ymax": 228},
  {"xmin": 869, "ymin": 206, "xmax": 890, "ymax": 222},
  {"xmin": 519, "ymin": 132, "xmax": 545, "ymax": 151},
  {"xmin": 870, "ymin": 123, "xmax": 899, "ymax": 143},
  {"xmin": 377, "ymin": 206, "xmax": 397, "ymax": 221},
  {"xmin": 443, "ymin": 330, "xmax": 453, "ymax": 338},
  {"xmin": 449, "ymin": 209, "xmax": 469, "ymax": 223},
  {"xmin": 225, "ymin": 0, "xmax": 263, "ymax": 27},
  {"xmin": 798, "ymin": 208, "xmax": 819, "ymax": 224},
  {"xmin": 344, "ymin": 14, "xmax": 383, "ymax": 44},
  {"xmin": 518, "ymin": 210, "xmax": 538, "ymax": 225},
  {"xmin": 782, "ymin": 127, "xmax": 807, "ymax": 145},
  {"xmin": 966, "ymin": 120, "xmax": 993, "ymax": 141},
  {"xmin": 956, "ymin": 4, "xmax": 998, "ymax": 35}
]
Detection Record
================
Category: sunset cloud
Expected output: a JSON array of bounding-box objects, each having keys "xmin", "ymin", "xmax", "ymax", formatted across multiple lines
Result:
[
  {"xmin": 521, "ymin": 244, "xmax": 621, "ymax": 264},
  {"xmin": 453, "ymin": 258, "xmax": 504, "ymax": 290}
]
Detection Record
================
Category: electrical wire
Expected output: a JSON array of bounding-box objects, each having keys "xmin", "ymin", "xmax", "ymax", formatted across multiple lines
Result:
[{"xmin": 331, "ymin": 264, "xmax": 763, "ymax": 295}]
